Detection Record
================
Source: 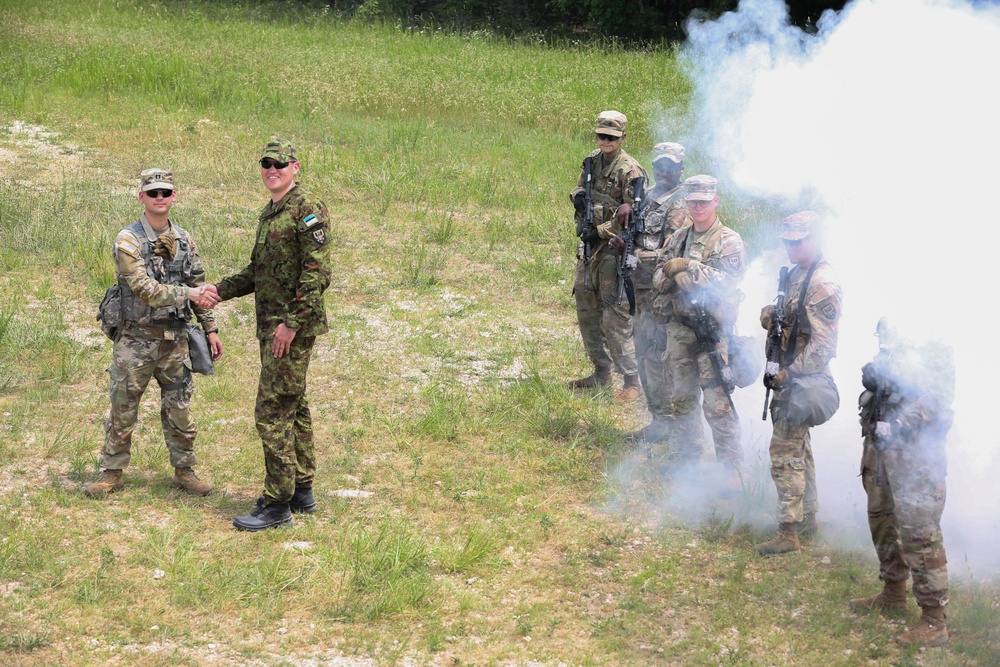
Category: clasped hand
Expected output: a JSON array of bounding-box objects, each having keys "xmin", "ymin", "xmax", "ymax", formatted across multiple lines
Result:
[{"xmin": 188, "ymin": 284, "xmax": 221, "ymax": 309}]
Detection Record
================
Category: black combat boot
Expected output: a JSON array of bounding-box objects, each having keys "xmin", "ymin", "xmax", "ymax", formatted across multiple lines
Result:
[
  {"xmin": 256, "ymin": 486, "xmax": 317, "ymax": 514},
  {"xmin": 233, "ymin": 502, "xmax": 293, "ymax": 532}
]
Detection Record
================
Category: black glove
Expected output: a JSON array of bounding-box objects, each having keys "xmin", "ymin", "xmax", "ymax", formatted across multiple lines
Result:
[
  {"xmin": 861, "ymin": 361, "xmax": 882, "ymax": 392},
  {"xmin": 580, "ymin": 226, "xmax": 601, "ymax": 244},
  {"xmin": 573, "ymin": 192, "xmax": 586, "ymax": 213}
]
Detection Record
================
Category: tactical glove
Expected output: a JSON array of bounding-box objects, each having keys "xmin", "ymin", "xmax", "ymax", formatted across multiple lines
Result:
[
  {"xmin": 663, "ymin": 257, "xmax": 691, "ymax": 278},
  {"xmin": 861, "ymin": 361, "xmax": 883, "ymax": 392},
  {"xmin": 580, "ymin": 226, "xmax": 601, "ymax": 244},
  {"xmin": 573, "ymin": 192, "xmax": 586, "ymax": 213},
  {"xmin": 674, "ymin": 270, "xmax": 694, "ymax": 292},
  {"xmin": 764, "ymin": 368, "xmax": 789, "ymax": 390},
  {"xmin": 154, "ymin": 233, "xmax": 177, "ymax": 260},
  {"xmin": 760, "ymin": 305, "xmax": 775, "ymax": 330}
]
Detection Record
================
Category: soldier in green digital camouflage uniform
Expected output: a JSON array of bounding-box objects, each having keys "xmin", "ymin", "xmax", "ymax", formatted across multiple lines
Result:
[
  {"xmin": 652, "ymin": 176, "xmax": 745, "ymax": 474},
  {"xmin": 568, "ymin": 111, "xmax": 646, "ymax": 402},
  {"xmin": 756, "ymin": 212, "xmax": 842, "ymax": 556},
  {"xmin": 622, "ymin": 142, "xmax": 689, "ymax": 443},
  {"xmin": 211, "ymin": 139, "xmax": 332, "ymax": 531},
  {"xmin": 850, "ymin": 319, "xmax": 954, "ymax": 647},
  {"xmin": 86, "ymin": 168, "xmax": 222, "ymax": 498}
]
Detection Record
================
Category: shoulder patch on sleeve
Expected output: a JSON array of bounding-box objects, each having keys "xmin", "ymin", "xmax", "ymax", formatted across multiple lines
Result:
[
  {"xmin": 723, "ymin": 254, "xmax": 743, "ymax": 272},
  {"xmin": 812, "ymin": 294, "xmax": 841, "ymax": 322},
  {"xmin": 311, "ymin": 228, "xmax": 327, "ymax": 245},
  {"xmin": 302, "ymin": 213, "xmax": 320, "ymax": 229},
  {"xmin": 116, "ymin": 238, "xmax": 140, "ymax": 258}
]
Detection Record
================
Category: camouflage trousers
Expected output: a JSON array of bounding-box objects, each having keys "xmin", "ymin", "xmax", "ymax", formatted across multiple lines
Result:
[
  {"xmin": 573, "ymin": 250, "xmax": 637, "ymax": 376},
  {"xmin": 256, "ymin": 335, "xmax": 316, "ymax": 505},
  {"xmin": 102, "ymin": 331, "xmax": 196, "ymax": 470},
  {"xmin": 861, "ymin": 438, "xmax": 949, "ymax": 607},
  {"xmin": 633, "ymin": 289, "xmax": 670, "ymax": 420},
  {"xmin": 767, "ymin": 408, "xmax": 818, "ymax": 524},
  {"xmin": 663, "ymin": 320, "xmax": 742, "ymax": 463}
]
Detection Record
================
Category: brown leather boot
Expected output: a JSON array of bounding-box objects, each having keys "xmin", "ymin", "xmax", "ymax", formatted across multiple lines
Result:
[
  {"xmin": 896, "ymin": 605, "xmax": 948, "ymax": 647},
  {"xmin": 84, "ymin": 469, "xmax": 124, "ymax": 497},
  {"xmin": 614, "ymin": 374, "xmax": 642, "ymax": 402},
  {"xmin": 755, "ymin": 522, "xmax": 800, "ymax": 557},
  {"xmin": 850, "ymin": 578, "xmax": 908, "ymax": 613},
  {"xmin": 173, "ymin": 467, "xmax": 212, "ymax": 496},
  {"xmin": 568, "ymin": 367, "xmax": 612, "ymax": 390},
  {"xmin": 797, "ymin": 512, "xmax": 819, "ymax": 541}
]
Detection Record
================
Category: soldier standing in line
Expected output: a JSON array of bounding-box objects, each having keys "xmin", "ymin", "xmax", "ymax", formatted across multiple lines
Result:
[
  {"xmin": 756, "ymin": 211, "xmax": 842, "ymax": 556},
  {"xmin": 618, "ymin": 142, "xmax": 689, "ymax": 443},
  {"xmin": 86, "ymin": 168, "xmax": 222, "ymax": 497},
  {"xmin": 209, "ymin": 139, "xmax": 332, "ymax": 532},
  {"xmin": 651, "ymin": 176, "xmax": 745, "ymax": 476},
  {"xmin": 850, "ymin": 319, "xmax": 954, "ymax": 647},
  {"xmin": 567, "ymin": 110, "xmax": 646, "ymax": 402}
]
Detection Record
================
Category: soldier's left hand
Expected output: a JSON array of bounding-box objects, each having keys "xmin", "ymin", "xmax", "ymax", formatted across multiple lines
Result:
[
  {"xmin": 272, "ymin": 323, "xmax": 297, "ymax": 359},
  {"xmin": 208, "ymin": 332, "xmax": 224, "ymax": 361},
  {"xmin": 615, "ymin": 203, "xmax": 632, "ymax": 227},
  {"xmin": 608, "ymin": 235, "xmax": 625, "ymax": 253},
  {"xmin": 765, "ymin": 368, "xmax": 790, "ymax": 390},
  {"xmin": 674, "ymin": 270, "xmax": 694, "ymax": 292}
]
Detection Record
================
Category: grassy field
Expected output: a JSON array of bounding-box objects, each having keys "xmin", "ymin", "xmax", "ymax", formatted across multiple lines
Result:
[{"xmin": 0, "ymin": 1, "xmax": 997, "ymax": 665}]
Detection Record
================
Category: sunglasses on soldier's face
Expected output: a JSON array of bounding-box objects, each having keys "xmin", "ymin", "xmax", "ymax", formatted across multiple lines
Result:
[
  {"xmin": 260, "ymin": 159, "xmax": 290, "ymax": 170},
  {"xmin": 146, "ymin": 189, "xmax": 173, "ymax": 199},
  {"xmin": 596, "ymin": 134, "xmax": 620, "ymax": 142}
]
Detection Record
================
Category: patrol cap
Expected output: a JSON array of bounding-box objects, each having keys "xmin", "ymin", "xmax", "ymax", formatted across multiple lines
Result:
[
  {"xmin": 140, "ymin": 168, "xmax": 174, "ymax": 192},
  {"xmin": 779, "ymin": 210, "xmax": 820, "ymax": 241},
  {"xmin": 652, "ymin": 142, "xmax": 685, "ymax": 166},
  {"xmin": 595, "ymin": 111, "xmax": 627, "ymax": 137},
  {"xmin": 260, "ymin": 138, "xmax": 297, "ymax": 163},
  {"xmin": 683, "ymin": 174, "xmax": 718, "ymax": 201}
]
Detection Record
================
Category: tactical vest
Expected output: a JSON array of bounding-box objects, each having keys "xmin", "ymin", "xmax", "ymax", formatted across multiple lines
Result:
[{"xmin": 119, "ymin": 218, "xmax": 194, "ymax": 326}]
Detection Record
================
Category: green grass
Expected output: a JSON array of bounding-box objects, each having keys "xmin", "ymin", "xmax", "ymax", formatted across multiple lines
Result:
[{"xmin": 0, "ymin": 1, "xmax": 996, "ymax": 666}]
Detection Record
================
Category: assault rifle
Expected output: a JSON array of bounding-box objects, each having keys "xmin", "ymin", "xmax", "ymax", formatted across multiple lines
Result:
[
  {"xmin": 685, "ymin": 294, "xmax": 736, "ymax": 412},
  {"xmin": 576, "ymin": 156, "xmax": 596, "ymax": 266},
  {"xmin": 762, "ymin": 266, "xmax": 790, "ymax": 420},
  {"xmin": 614, "ymin": 175, "xmax": 646, "ymax": 315}
]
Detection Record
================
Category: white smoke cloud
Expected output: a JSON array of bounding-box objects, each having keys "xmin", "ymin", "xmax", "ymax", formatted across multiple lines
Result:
[{"xmin": 635, "ymin": 0, "xmax": 1000, "ymax": 573}]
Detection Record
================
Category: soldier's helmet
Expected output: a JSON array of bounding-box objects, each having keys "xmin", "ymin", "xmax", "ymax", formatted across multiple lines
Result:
[{"xmin": 595, "ymin": 111, "xmax": 627, "ymax": 137}]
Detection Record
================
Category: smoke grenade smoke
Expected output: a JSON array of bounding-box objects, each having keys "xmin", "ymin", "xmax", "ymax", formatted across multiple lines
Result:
[{"xmin": 622, "ymin": 0, "xmax": 1000, "ymax": 573}]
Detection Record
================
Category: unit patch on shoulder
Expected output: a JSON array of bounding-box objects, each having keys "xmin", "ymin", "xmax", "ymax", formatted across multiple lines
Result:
[
  {"xmin": 312, "ymin": 228, "xmax": 326, "ymax": 245},
  {"xmin": 821, "ymin": 302, "xmax": 838, "ymax": 321},
  {"xmin": 724, "ymin": 254, "xmax": 743, "ymax": 272},
  {"xmin": 302, "ymin": 213, "xmax": 320, "ymax": 229},
  {"xmin": 116, "ymin": 238, "xmax": 140, "ymax": 258}
]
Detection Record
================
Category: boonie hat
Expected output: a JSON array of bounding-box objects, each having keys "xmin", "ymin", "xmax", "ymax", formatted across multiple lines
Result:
[
  {"xmin": 652, "ymin": 142, "xmax": 685, "ymax": 165},
  {"xmin": 779, "ymin": 211, "xmax": 820, "ymax": 241},
  {"xmin": 595, "ymin": 111, "xmax": 627, "ymax": 138},
  {"xmin": 140, "ymin": 168, "xmax": 174, "ymax": 192},
  {"xmin": 261, "ymin": 138, "xmax": 297, "ymax": 163},
  {"xmin": 683, "ymin": 174, "xmax": 718, "ymax": 201}
]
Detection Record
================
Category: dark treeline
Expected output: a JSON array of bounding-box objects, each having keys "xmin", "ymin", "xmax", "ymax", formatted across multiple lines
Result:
[{"xmin": 318, "ymin": 0, "xmax": 849, "ymax": 42}]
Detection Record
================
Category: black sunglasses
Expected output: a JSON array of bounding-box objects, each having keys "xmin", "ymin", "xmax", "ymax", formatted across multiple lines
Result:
[
  {"xmin": 260, "ymin": 159, "xmax": 290, "ymax": 170},
  {"xmin": 146, "ymin": 189, "xmax": 173, "ymax": 199},
  {"xmin": 596, "ymin": 134, "xmax": 620, "ymax": 142}
]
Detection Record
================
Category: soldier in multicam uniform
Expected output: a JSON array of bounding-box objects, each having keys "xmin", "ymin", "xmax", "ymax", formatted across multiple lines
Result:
[
  {"xmin": 622, "ymin": 142, "xmax": 689, "ymax": 443},
  {"xmin": 652, "ymin": 176, "xmax": 745, "ymax": 474},
  {"xmin": 850, "ymin": 319, "xmax": 954, "ymax": 647},
  {"xmin": 211, "ymin": 139, "xmax": 332, "ymax": 532},
  {"xmin": 568, "ymin": 111, "xmax": 646, "ymax": 402},
  {"xmin": 756, "ymin": 212, "xmax": 842, "ymax": 556},
  {"xmin": 85, "ymin": 169, "xmax": 222, "ymax": 498}
]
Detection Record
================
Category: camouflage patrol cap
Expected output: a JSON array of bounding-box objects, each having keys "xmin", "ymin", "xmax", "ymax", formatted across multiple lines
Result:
[
  {"xmin": 652, "ymin": 142, "xmax": 685, "ymax": 166},
  {"xmin": 779, "ymin": 210, "xmax": 820, "ymax": 241},
  {"xmin": 683, "ymin": 174, "xmax": 718, "ymax": 201},
  {"xmin": 260, "ymin": 138, "xmax": 297, "ymax": 163},
  {"xmin": 140, "ymin": 168, "xmax": 174, "ymax": 192},
  {"xmin": 595, "ymin": 111, "xmax": 627, "ymax": 137}
]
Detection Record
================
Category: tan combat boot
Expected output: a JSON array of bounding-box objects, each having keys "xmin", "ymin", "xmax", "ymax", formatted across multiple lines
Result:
[
  {"xmin": 849, "ymin": 579, "xmax": 908, "ymax": 613},
  {"xmin": 755, "ymin": 522, "xmax": 800, "ymax": 557},
  {"xmin": 568, "ymin": 367, "xmax": 612, "ymax": 390},
  {"xmin": 614, "ymin": 373, "xmax": 642, "ymax": 402},
  {"xmin": 896, "ymin": 605, "xmax": 948, "ymax": 647},
  {"xmin": 173, "ymin": 467, "xmax": 212, "ymax": 496},
  {"xmin": 84, "ymin": 469, "xmax": 124, "ymax": 497},
  {"xmin": 797, "ymin": 512, "xmax": 819, "ymax": 541}
]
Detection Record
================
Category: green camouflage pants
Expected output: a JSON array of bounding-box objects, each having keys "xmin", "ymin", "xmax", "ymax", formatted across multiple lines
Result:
[
  {"xmin": 256, "ymin": 335, "xmax": 316, "ymax": 504},
  {"xmin": 102, "ymin": 331, "xmax": 196, "ymax": 470},
  {"xmin": 767, "ymin": 408, "xmax": 818, "ymax": 523},
  {"xmin": 633, "ymin": 289, "xmax": 670, "ymax": 419},
  {"xmin": 861, "ymin": 438, "xmax": 949, "ymax": 607},
  {"xmin": 664, "ymin": 320, "xmax": 742, "ymax": 463},
  {"xmin": 573, "ymin": 250, "xmax": 637, "ymax": 376}
]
